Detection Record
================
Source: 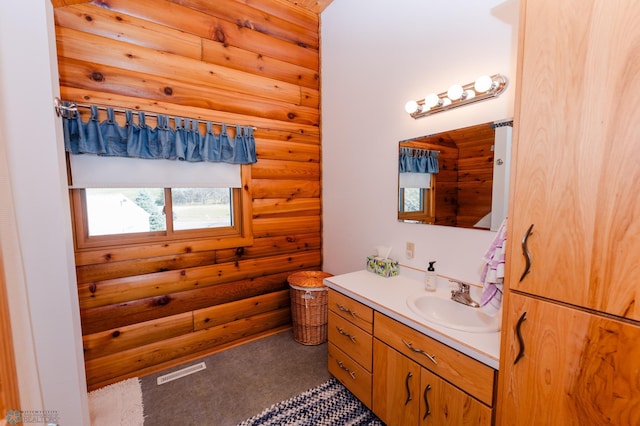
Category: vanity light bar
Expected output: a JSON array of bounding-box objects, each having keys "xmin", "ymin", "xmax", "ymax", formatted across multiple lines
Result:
[{"xmin": 405, "ymin": 74, "xmax": 508, "ymax": 119}]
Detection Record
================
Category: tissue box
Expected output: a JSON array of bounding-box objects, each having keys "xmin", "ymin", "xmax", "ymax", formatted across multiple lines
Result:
[{"xmin": 366, "ymin": 256, "xmax": 399, "ymax": 277}]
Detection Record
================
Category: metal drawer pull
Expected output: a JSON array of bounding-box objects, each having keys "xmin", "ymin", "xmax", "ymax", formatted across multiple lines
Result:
[
  {"xmin": 402, "ymin": 339, "xmax": 438, "ymax": 365},
  {"xmin": 405, "ymin": 372, "xmax": 413, "ymax": 405},
  {"xmin": 336, "ymin": 360, "xmax": 356, "ymax": 379},
  {"xmin": 336, "ymin": 303, "xmax": 358, "ymax": 319},
  {"xmin": 423, "ymin": 384, "xmax": 432, "ymax": 419},
  {"xmin": 336, "ymin": 327, "xmax": 356, "ymax": 344},
  {"xmin": 514, "ymin": 311, "xmax": 527, "ymax": 365},
  {"xmin": 520, "ymin": 224, "xmax": 534, "ymax": 282}
]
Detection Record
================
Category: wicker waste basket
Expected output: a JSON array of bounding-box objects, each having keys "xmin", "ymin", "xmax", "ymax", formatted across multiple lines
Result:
[{"xmin": 288, "ymin": 271, "xmax": 333, "ymax": 345}]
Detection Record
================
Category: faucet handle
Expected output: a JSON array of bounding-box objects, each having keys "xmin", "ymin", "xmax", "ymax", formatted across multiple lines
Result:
[{"xmin": 448, "ymin": 279, "xmax": 470, "ymax": 292}]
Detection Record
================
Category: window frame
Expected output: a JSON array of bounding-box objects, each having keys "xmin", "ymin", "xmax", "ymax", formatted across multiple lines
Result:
[
  {"xmin": 70, "ymin": 164, "xmax": 253, "ymax": 251},
  {"xmin": 398, "ymin": 175, "xmax": 435, "ymax": 223}
]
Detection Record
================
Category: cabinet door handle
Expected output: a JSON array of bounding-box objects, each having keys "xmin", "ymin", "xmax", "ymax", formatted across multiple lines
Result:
[
  {"xmin": 514, "ymin": 311, "xmax": 527, "ymax": 365},
  {"xmin": 404, "ymin": 372, "xmax": 413, "ymax": 405},
  {"xmin": 520, "ymin": 224, "xmax": 534, "ymax": 282},
  {"xmin": 336, "ymin": 326, "xmax": 356, "ymax": 344},
  {"xmin": 336, "ymin": 360, "xmax": 356, "ymax": 379},
  {"xmin": 423, "ymin": 384, "xmax": 432, "ymax": 419},
  {"xmin": 336, "ymin": 303, "xmax": 358, "ymax": 319},
  {"xmin": 402, "ymin": 338, "xmax": 438, "ymax": 365}
]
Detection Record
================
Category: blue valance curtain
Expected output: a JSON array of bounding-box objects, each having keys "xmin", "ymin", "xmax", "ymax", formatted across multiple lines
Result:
[
  {"xmin": 399, "ymin": 147, "xmax": 439, "ymax": 173},
  {"xmin": 62, "ymin": 104, "xmax": 257, "ymax": 165}
]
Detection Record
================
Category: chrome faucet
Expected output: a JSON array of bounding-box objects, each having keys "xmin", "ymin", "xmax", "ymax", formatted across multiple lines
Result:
[{"xmin": 449, "ymin": 280, "xmax": 480, "ymax": 308}]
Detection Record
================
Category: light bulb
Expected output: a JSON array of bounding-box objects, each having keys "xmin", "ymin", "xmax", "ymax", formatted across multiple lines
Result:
[
  {"xmin": 474, "ymin": 75, "xmax": 493, "ymax": 93},
  {"xmin": 424, "ymin": 93, "xmax": 440, "ymax": 108},
  {"xmin": 447, "ymin": 84, "xmax": 464, "ymax": 101},
  {"xmin": 441, "ymin": 98, "xmax": 452, "ymax": 107},
  {"xmin": 464, "ymin": 89, "xmax": 476, "ymax": 100},
  {"xmin": 404, "ymin": 100, "xmax": 419, "ymax": 114}
]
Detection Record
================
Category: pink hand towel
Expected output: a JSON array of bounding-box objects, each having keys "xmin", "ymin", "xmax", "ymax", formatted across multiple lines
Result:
[{"xmin": 480, "ymin": 218, "xmax": 507, "ymax": 316}]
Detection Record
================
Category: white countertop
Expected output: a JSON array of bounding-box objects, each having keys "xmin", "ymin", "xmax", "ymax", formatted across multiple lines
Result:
[{"xmin": 323, "ymin": 270, "xmax": 501, "ymax": 369}]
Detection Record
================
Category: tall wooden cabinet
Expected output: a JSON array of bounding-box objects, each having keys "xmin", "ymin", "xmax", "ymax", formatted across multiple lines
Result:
[{"xmin": 498, "ymin": 0, "xmax": 640, "ymax": 424}]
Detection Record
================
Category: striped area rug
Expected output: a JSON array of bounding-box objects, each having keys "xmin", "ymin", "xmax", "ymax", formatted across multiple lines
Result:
[{"xmin": 237, "ymin": 378, "xmax": 383, "ymax": 426}]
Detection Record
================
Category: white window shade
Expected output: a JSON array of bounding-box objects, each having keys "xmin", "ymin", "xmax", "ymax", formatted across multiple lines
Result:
[
  {"xmin": 69, "ymin": 154, "xmax": 241, "ymax": 188},
  {"xmin": 399, "ymin": 172, "xmax": 431, "ymax": 189}
]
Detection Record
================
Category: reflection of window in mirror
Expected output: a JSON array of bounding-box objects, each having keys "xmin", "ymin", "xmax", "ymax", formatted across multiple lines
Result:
[{"xmin": 398, "ymin": 174, "xmax": 435, "ymax": 223}]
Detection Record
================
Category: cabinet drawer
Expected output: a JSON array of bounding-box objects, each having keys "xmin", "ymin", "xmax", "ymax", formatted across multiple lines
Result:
[
  {"xmin": 328, "ymin": 343, "xmax": 372, "ymax": 409},
  {"xmin": 328, "ymin": 311, "xmax": 373, "ymax": 371},
  {"xmin": 374, "ymin": 312, "xmax": 495, "ymax": 406},
  {"xmin": 328, "ymin": 289, "xmax": 374, "ymax": 333}
]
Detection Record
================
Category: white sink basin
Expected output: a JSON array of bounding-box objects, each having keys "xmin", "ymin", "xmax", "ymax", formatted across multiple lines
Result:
[{"xmin": 406, "ymin": 293, "xmax": 501, "ymax": 333}]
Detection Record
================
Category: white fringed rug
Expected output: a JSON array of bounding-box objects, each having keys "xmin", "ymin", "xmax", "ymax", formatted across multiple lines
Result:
[{"xmin": 88, "ymin": 378, "xmax": 145, "ymax": 426}]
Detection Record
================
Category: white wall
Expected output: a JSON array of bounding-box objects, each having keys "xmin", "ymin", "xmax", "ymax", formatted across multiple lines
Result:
[
  {"xmin": 0, "ymin": 1, "xmax": 89, "ymax": 424},
  {"xmin": 321, "ymin": 0, "xmax": 519, "ymax": 283}
]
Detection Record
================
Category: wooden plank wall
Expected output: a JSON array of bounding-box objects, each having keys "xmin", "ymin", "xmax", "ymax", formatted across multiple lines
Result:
[
  {"xmin": 454, "ymin": 124, "xmax": 495, "ymax": 228},
  {"xmin": 53, "ymin": 0, "xmax": 323, "ymax": 390}
]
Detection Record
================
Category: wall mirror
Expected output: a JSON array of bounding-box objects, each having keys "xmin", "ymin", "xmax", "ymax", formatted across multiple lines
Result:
[{"xmin": 398, "ymin": 119, "xmax": 512, "ymax": 231}]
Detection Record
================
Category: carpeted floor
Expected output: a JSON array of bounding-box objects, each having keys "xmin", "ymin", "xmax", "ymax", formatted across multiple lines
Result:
[{"xmin": 141, "ymin": 330, "xmax": 331, "ymax": 425}]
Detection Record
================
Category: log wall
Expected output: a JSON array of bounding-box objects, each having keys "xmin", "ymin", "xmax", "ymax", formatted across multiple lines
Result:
[
  {"xmin": 53, "ymin": 0, "xmax": 323, "ymax": 390},
  {"xmin": 454, "ymin": 124, "xmax": 495, "ymax": 228}
]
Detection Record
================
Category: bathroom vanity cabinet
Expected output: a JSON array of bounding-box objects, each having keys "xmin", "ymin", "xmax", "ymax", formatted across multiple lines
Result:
[
  {"xmin": 373, "ymin": 313, "xmax": 493, "ymax": 425},
  {"xmin": 327, "ymin": 289, "xmax": 374, "ymax": 408},
  {"xmin": 498, "ymin": 0, "xmax": 640, "ymax": 423},
  {"xmin": 326, "ymin": 278, "xmax": 499, "ymax": 425}
]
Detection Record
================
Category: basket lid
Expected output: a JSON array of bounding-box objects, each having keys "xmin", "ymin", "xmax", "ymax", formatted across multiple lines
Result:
[{"xmin": 287, "ymin": 271, "xmax": 332, "ymax": 288}]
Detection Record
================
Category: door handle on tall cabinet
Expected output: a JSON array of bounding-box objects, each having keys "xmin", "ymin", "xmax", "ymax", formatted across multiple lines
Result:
[
  {"xmin": 513, "ymin": 311, "xmax": 527, "ymax": 365},
  {"xmin": 520, "ymin": 224, "xmax": 534, "ymax": 282}
]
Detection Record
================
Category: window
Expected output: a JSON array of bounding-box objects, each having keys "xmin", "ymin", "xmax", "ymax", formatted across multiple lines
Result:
[
  {"xmin": 401, "ymin": 187, "xmax": 424, "ymax": 213},
  {"xmin": 84, "ymin": 187, "xmax": 235, "ymax": 235},
  {"xmin": 71, "ymin": 166, "xmax": 253, "ymax": 250},
  {"xmin": 171, "ymin": 188, "xmax": 233, "ymax": 231},
  {"xmin": 398, "ymin": 175, "xmax": 435, "ymax": 223}
]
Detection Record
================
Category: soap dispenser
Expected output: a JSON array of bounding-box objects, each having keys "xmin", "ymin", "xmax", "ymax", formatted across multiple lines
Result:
[{"xmin": 425, "ymin": 261, "xmax": 437, "ymax": 291}]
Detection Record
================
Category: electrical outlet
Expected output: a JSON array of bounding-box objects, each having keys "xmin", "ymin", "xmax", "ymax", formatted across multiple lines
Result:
[{"xmin": 405, "ymin": 242, "xmax": 415, "ymax": 259}]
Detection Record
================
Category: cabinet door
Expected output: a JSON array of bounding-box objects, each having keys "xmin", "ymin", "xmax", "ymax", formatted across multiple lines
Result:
[
  {"xmin": 373, "ymin": 339, "xmax": 420, "ymax": 426},
  {"xmin": 509, "ymin": 0, "xmax": 640, "ymax": 320},
  {"xmin": 498, "ymin": 293, "xmax": 640, "ymax": 425},
  {"xmin": 420, "ymin": 369, "xmax": 492, "ymax": 426}
]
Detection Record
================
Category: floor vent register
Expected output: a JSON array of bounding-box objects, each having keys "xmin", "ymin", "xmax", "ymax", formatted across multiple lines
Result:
[{"xmin": 156, "ymin": 362, "xmax": 207, "ymax": 385}]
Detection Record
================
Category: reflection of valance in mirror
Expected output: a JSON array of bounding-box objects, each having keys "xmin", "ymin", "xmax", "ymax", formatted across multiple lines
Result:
[{"xmin": 399, "ymin": 148, "xmax": 439, "ymax": 173}]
